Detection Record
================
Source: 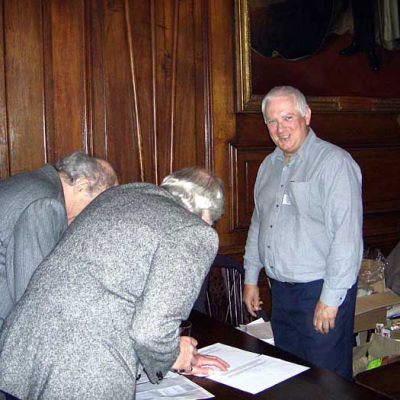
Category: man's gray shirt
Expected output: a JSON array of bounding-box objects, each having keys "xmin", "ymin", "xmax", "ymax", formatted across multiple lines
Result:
[{"xmin": 244, "ymin": 129, "xmax": 363, "ymax": 307}]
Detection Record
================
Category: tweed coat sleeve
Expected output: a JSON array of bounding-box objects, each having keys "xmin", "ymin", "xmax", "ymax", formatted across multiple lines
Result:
[
  {"xmin": 129, "ymin": 222, "xmax": 218, "ymax": 383},
  {"xmin": 11, "ymin": 198, "xmax": 67, "ymax": 303}
]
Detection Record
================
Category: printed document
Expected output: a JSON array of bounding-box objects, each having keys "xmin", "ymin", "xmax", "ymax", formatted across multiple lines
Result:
[
  {"xmin": 136, "ymin": 372, "xmax": 214, "ymax": 399},
  {"xmin": 199, "ymin": 343, "xmax": 309, "ymax": 394}
]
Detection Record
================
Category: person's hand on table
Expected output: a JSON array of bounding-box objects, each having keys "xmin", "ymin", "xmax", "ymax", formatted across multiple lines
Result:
[
  {"xmin": 243, "ymin": 284, "xmax": 263, "ymax": 317},
  {"xmin": 171, "ymin": 336, "xmax": 198, "ymax": 373},
  {"xmin": 171, "ymin": 336, "xmax": 229, "ymax": 376},
  {"xmin": 189, "ymin": 353, "xmax": 230, "ymax": 375}
]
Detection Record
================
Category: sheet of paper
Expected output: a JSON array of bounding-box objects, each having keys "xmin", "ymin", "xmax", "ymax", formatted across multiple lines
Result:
[
  {"xmin": 136, "ymin": 371, "xmax": 214, "ymax": 400},
  {"xmin": 238, "ymin": 318, "xmax": 275, "ymax": 345},
  {"xmin": 199, "ymin": 343, "xmax": 309, "ymax": 394}
]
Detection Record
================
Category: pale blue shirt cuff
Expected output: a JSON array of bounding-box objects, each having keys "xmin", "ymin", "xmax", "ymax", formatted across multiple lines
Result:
[
  {"xmin": 244, "ymin": 266, "xmax": 261, "ymax": 286},
  {"xmin": 320, "ymin": 285, "xmax": 348, "ymax": 308}
]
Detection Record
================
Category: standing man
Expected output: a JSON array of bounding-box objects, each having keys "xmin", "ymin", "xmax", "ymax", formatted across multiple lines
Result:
[
  {"xmin": 243, "ymin": 86, "xmax": 363, "ymax": 380},
  {"xmin": 0, "ymin": 167, "xmax": 228, "ymax": 399},
  {"xmin": 0, "ymin": 151, "xmax": 118, "ymax": 328}
]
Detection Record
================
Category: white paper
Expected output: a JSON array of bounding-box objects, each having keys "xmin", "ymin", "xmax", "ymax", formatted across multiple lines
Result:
[
  {"xmin": 238, "ymin": 318, "xmax": 275, "ymax": 345},
  {"xmin": 199, "ymin": 343, "xmax": 309, "ymax": 394},
  {"xmin": 136, "ymin": 371, "xmax": 214, "ymax": 399}
]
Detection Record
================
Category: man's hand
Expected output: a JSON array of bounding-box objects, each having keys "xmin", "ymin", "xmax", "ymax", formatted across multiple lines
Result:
[
  {"xmin": 190, "ymin": 354, "xmax": 230, "ymax": 375},
  {"xmin": 243, "ymin": 284, "xmax": 263, "ymax": 317},
  {"xmin": 172, "ymin": 337, "xmax": 230, "ymax": 376},
  {"xmin": 313, "ymin": 300, "xmax": 338, "ymax": 334},
  {"xmin": 171, "ymin": 336, "xmax": 198, "ymax": 372}
]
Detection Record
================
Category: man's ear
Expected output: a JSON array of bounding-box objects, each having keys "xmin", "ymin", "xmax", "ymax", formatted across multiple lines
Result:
[
  {"xmin": 200, "ymin": 210, "xmax": 213, "ymax": 226},
  {"xmin": 305, "ymin": 106, "xmax": 311, "ymax": 126}
]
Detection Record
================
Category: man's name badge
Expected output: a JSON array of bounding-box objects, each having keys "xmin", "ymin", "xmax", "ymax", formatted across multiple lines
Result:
[{"xmin": 282, "ymin": 193, "xmax": 291, "ymax": 205}]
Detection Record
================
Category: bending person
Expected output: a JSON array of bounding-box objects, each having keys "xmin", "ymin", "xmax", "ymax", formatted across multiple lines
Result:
[
  {"xmin": 0, "ymin": 151, "xmax": 118, "ymax": 328},
  {"xmin": 0, "ymin": 166, "xmax": 228, "ymax": 400}
]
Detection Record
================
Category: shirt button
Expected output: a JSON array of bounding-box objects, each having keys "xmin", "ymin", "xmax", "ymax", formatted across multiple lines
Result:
[
  {"xmin": 281, "ymin": 185, "xmax": 284, "ymax": 187},
  {"xmin": 276, "ymin": 204, "xmax": 279, "ymax": 208},
  {"xmin": 270, "ymin": 266, "xmax": 274, "ymax": 269},
  {"xmin": 267, "ymin": 245, "xmax": 271, "ymax": 249},
  {"xmin": 270, "ymin": 225, "xmax": 273, "ymax": 228}
]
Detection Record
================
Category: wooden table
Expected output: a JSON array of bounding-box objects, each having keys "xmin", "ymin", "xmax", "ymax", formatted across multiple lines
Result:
[
  {"xmin": 188, "ymin": 310, "xmax": 390, "ymax": 399},
  {"xmin": 355, "ymin": 361, "xmax": 400, "ymax": 399}
]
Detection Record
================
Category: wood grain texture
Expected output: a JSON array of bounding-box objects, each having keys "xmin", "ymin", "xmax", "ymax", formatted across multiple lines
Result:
[
  {"xmin": 0, "ymin": 0, "xmax": 399, "ymax": 268},
  {"xmin": 0, "ymin": 0, "xmax": 9, "ymax": 179},
  {"xmin": 3, "ymin": 0, "xmax": 46, "ymax": 174},
  {"xmin": 0, "ymin": 0, "xmax": 210, "ymax": 184}
]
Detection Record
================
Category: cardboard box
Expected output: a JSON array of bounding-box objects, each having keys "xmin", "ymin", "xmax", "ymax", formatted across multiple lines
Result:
[
  {"xmin": 353, "ymin": 333, "xmax": 400, "ymax": 376},
  {"xmin": 354, "ymin": 290, "xmax": 400, "ymax": 333},
  {"xmin": 368, "ymin": 278, "xmax": 385, "ymax": 294}
]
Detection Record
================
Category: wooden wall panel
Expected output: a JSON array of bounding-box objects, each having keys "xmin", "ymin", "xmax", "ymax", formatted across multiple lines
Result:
[
  {"xmin": 50, "ymin": 0, "xmax": 88, "ymax": 159},
  {"xmin": 0, "ymin": 0, "xmax": 210, "ymax": 185},
  {"xmin": 356, "ymin": 146, "xmax": 400, "ymax": 254},
  {"xmin": 96, "ymin": 0, "xmax": 142, "ymax": 183},
  {"xmin": 356, "ymin": 147, "xmax": 400, "ymax": 213},
  {"xmin": 208, "ymin": 0, "xmax": 238, "ymax": 252},
  {"xmin": 149, "ymin": 0, "xmax": 209, "ymax": 179},
  {"xmin": 229, "ymin": 144, "xmax": 273, "ymax": 231},
  {"xmin": 123, "ymin": 0, "xmax": 156, "ymax": 182},
  {"xmin": 173, "ymin": 0, "xmax": 204, "ymax": 171},
  {"xmin": 0, "ymin": 0, "xmax": 8, "ymax": 179},
  {"xmin": 3, "ymin": 0, "xmax": 46, "ymax": 173}
]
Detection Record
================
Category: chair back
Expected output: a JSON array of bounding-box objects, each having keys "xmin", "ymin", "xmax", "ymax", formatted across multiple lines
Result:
[{"xmin": 205, "ymin": 255, "xmax": 250, "ymax": 326}]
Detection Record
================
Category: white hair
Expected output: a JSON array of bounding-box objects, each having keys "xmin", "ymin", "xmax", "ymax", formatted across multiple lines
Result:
[
  {"xmin": 160, "ymin": 166, "xmax": 224, "ymax": 223},
  {"xmin": 261, "ymin": 85, "xmax": 309, "ymax": 123}
]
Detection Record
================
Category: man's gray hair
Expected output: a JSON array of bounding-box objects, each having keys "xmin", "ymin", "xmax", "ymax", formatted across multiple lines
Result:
[
  {"xmin": 55, "ymin": 151, "xmax": 117, "ymax": 195},
  {"xmin": 261, "ymin": 86, "xmax": 309, "ymax": 123},
  {"xmin": 161, "ymin": 166, "xmax": 224, "ymax": 223}
]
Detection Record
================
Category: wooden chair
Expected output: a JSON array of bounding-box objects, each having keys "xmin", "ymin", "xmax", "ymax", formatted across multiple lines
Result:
[{"xmin": 201, "ymin": 255, "xmax": 250, "ymax": 327}]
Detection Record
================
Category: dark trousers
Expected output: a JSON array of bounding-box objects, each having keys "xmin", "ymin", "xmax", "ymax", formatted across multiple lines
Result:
[
  {"xmin": 270, "ymin": 279, "xmax": 357, "ymax": 380},
  {"xmin": 1, "ymin": 392, "xmax": 20, "ymax": 400}
]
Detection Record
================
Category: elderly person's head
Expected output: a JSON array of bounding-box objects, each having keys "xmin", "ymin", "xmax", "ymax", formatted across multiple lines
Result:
[
  {"xmin": 55, "ymin": 151, "xmax": 118, "ymax": 223},
  {"xmin": 261, "ymin": 86, "xmax": 309, "ymax": 123},
  {"xmin": 261, "ymin": 86, "xmax": 311, "ymax": 162},
  {"xmin": 160, "ymin": 166, "xmax": 224, "ymax": 226}
]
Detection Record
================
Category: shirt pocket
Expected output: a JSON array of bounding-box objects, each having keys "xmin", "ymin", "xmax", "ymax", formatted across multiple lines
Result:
[{"xmin": 287, "ymin": 181, "xmax": 310, "ymax": 216}]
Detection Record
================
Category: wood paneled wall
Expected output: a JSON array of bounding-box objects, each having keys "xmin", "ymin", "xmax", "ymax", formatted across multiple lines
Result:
[
  {"xmin": 1, "ymin": 0, "xmax": 400, "ymax": 266},
  {"xmin": 0, "ymin": 0, "xmax": 211, "ymax": 184}
]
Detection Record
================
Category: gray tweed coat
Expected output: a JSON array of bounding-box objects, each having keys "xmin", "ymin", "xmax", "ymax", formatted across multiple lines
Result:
[{"xmin": 0, "ymin": 183, "xmax": 218, "ymax": 399}]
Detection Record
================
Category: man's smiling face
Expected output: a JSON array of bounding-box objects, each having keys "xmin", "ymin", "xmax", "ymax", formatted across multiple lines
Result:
[{"xmin": 265, "ymin": 94, "xmax": 311, "ymax": 159}]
